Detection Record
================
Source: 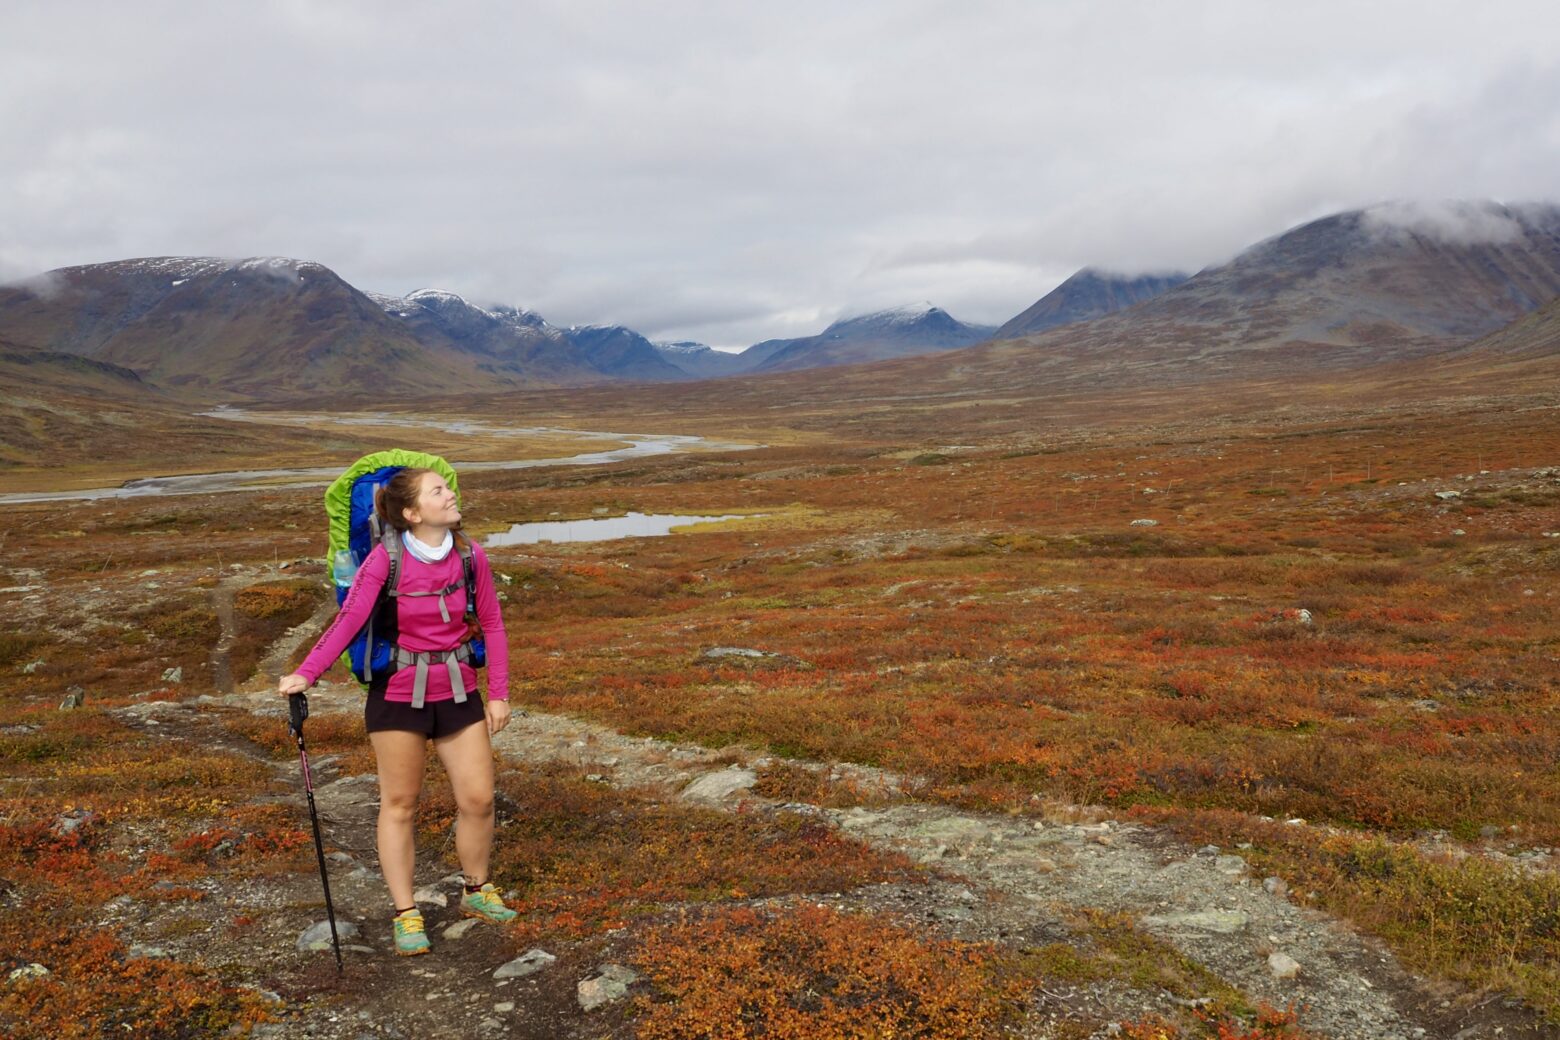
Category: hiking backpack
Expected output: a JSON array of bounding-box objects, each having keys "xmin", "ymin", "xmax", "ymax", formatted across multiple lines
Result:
[{"xmin": 323, "ymin": 450, "xmax": 487, "ymax": 692}]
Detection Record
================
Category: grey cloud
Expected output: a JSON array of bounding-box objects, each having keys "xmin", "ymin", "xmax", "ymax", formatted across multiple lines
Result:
[
  {"xmin": 1362, "ymin": 200, "xmax": 1531, "ymax": 245},
  {"xmin": 3, "ymin": 1, "xmax": 1559, "ymax": 349}
]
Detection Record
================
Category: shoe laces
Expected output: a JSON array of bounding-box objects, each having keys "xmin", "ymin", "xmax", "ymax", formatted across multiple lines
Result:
[{"xmin": 395, "ymin": 911, "xmax": 425, "ymax": 935}]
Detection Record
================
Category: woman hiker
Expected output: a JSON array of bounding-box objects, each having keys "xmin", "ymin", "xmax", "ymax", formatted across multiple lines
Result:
[{"xmin": 278, "ymin": 466, "xmax": 514, "ymax": 955}]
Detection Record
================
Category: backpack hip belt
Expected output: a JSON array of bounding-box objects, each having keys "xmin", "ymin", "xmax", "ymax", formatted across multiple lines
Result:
[{"xmin": 394, "ymin": 643, "xmax": 476, "ymax": 708}]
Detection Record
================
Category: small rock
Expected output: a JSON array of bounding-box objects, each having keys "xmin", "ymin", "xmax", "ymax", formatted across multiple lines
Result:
[
  {"xmin": 494, "ymin": 949, "xmax": 556, "ymax": 980},
  {"xmin": 578, "ymin": 964, "xmax": 639, "ymax": 1011},
  {"xmin": 413, "ymin": 885, "xmax": 449, "ymax": 908},
  {"xmin": 1268, "ymin": 951, "xmax": 1301, "ymax": 979},
  {"xmin": 920, "ymin": 844, "xmax": 951, "ymax": 863},
  {"xmin": 128, "ymin": 944, "xmax": 172, "ymax": 960},
  {"xmin": 1129, "ymin": 518, "xmax": 1158, "ymax": 527},
  {"xmin": 297, "ymin": 919, "xmax": 361, "ymax": 952},
  {"xmin": 1142, "ymin": 910, "xmax": 1250, "ymax": 934},
  {"xmin": 1262, "ymin": 876, "xmax": 1289, "ymax": 897},
  {"xmin": 161, "ymin": 666, "xmax": 183, "ymax": 684},
  {"xmin": 700, "ymin": 646, "xmax": 775, "ymax": 660},
  {"xmin": 1214, "ymin": 854, "xmax": 1247, "ymax": 875},
  {"xmin": 238, "ymin": 984, "xmax": 284, "ymax": 1006},
  {"xmin": 1197, "ymin": 844, "xmax": 1221, "ymax": 856},
  {"xmin": 493, "ymin": 1002, "xmax": 515, "ymax": 1013},
  {"xmin": 7, "ymin": 963, "xmax": 50, "ymax": 982},
  {"xmin": 54, "ymin": 809, "xmax": 98, "ymax": 836},
  {"xmin": 1452, "ymin": 529, "xmax": 1466, "ymax": 536},
  {"xmin": 21, "ymin": 660, "xmax": 44, "ymax": 674},
  {"xmin": 59, "ymin": 687, "xmax": 85, "ymax": 710},
  {"xmin": 443, "ymin": 919, "xmax": 481, "ymax": 940},
  {"xmin": 1434, "ymin": 490, "xmax": 1461, "ymax": 500},
  {"xmin": 1480, "ymin": 825, "xmax": 1502, "ymax": 840},
  {"xmin": 681, "ymin": 767, "xmax": 758, "ymax": 802}
]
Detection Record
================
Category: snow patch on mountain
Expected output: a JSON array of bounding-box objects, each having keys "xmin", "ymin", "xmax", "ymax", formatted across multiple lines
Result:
[
  {"xmin": 365, "ymin": 290, "xmax": 408, "ymax": 313},
  {"xmin": 654, "ymin": 340, "xmax": 717, "ymax": 355},
  {"xmin": 95, "ymin": 256, "xmax": 326, "ymax": 283},
  {"xmin": 405, "ymin": 288, "xmax": 499, "ymax": 318}
]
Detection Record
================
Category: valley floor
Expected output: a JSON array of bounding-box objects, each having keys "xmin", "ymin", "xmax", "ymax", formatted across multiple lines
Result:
[{"xmin": 2, "ymin": 377, "xmax": 1557, "ymax": 1038}]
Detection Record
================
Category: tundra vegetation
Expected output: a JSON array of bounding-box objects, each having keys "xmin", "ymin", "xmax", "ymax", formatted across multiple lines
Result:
[{"xmin": 0, "ymin": 389, "xmax": 1555, "ymax": 1038}]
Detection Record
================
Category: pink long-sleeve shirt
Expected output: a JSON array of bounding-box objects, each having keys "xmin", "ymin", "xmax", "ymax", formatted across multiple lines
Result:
[{"xmin": 297, "ymin": 538, "xmax": 509, "ymax": 703}]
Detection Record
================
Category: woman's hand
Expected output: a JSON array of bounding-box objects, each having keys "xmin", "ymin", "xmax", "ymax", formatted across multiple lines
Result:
[
  {"xmin": 278, "ymin": 673, "xmax": 309, "ymax": 696},
  {"xmin": 486, "ymin": 698, "xmax": 511, "ymax": 736}
]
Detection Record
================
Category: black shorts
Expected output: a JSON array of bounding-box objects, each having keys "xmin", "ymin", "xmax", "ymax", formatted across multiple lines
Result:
[{"xmin": 364, "ymin": 674, "xmax": 486, "ymax": 739}]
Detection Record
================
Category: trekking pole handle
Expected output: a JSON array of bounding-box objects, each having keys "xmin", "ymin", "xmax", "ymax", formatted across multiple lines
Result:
[{"xmin": 288, "ymin": 693, "xmax": 309, "ymax": 739}]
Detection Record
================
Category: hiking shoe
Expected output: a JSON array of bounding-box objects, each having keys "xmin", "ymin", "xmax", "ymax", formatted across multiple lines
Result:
[
  {"xmin": 460, "ymin": 883, "xmax": 517, "ymax": 924},
  {"xmin": 392, "ymin": 908, "xmax": 431, "ymax": 956}
]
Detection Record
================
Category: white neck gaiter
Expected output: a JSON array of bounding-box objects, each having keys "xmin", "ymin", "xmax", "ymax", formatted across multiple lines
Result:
[{"xmin": 403, "ymin": 529, "xmax": 454, "ymax": 563}]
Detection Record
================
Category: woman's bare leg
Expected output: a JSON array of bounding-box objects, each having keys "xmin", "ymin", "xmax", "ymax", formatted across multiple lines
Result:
[
  {"xmin": 433, "ymin": 719, "xmax": 495, "ymax": 885},
  {"xmin": 370, "ymin": 729, "xmax": 428, "ymax": 910}
]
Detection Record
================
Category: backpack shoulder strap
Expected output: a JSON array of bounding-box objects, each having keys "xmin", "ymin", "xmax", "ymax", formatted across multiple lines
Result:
[
  {"xmin": 457, "ymin": 535, "xmax": 477, "ymax": 619},
  {"xmin": 373, "ymin": 514, "xmax": 404, "ymax": 596}
]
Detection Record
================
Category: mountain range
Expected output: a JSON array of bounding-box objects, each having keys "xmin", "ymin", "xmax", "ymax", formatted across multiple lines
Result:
[
  {"xmin": 0, "ymin": 259, "xmax": 1016, "ymax": 398},
  {"xmin": 993, "ymin": 269, "xmax": 1189, "ymax": 340},
  {"xmin": 857, "ymin": 199, "xmax": 1560, "ymax": 396},
  {"xmin": 1, "ymin": 200, "xmax": 1557, "ymax": 405}
]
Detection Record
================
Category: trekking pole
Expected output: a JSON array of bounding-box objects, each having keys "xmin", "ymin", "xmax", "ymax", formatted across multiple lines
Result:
[{"xmin": 288, "ymin": 693, "xmax": 343, "ymax": 972}]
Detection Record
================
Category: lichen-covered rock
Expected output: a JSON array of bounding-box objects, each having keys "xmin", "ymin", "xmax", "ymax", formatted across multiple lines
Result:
[
  {"xmin": 297, "ymin": 919, "xmax": 360, "ymax": 952},
  {"xmin": 577, "ymin": 964, "xmax": 639, "ymax": 1011},
  {"xmin": 494, "ymin": 949, "xmax": 556, "ymax": 980},
  {"xmin": 681, "ymin": 767, "xmax": 758, "ymax": 802}
]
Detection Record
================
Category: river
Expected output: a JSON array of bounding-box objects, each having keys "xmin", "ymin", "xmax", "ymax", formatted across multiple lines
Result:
[{"xmin": 1, "ymin": 409, "xmax": 754, "ymax": 505}]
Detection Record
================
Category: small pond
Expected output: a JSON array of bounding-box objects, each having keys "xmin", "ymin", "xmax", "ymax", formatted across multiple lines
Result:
[{"xmin": 485, "ymin": 512, "xmax": 754, "ymax": 546}]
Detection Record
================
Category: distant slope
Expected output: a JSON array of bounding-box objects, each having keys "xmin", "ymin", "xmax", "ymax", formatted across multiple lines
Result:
[
  {"xmin": 960, "ymin": 200, "xmax": 1560, "ymax": 386},
  {"xmin": 994, "ymin": 268, "xmax": 1188, "ymax": 339},
  {"xmin": 752, "ymin": 303, "xmax": 996, "ymax": 373},
  {"xmin": 652, "ymin": 341, "xmax": 752, "ymax": 379},
  {"xmin": 0, "ymin": 257, "xmax": 494, "ymax": 399},
  {"xmin": 0, "ymin": 336, "xmax": 153, "ymax": 399},
  {"xmin": 369, "ymin": 289, "xmax": 602, "ymax": 384},
  {"xmin": 1446, "ymin": 293, "xmax": 1560, "ymax": 360},
  {"xmin": 563, "ymin": 326, "xmax": 691, "ymax": 382}
]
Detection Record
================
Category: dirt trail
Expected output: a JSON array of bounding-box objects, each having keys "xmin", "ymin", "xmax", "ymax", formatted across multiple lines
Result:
[
  {"xmin": 199, "ymin": 681, "xmax": 1496, "ymax": 1040},
  {"xmin": 488, "ymin": 706, "xmax": 1434, "ymax": 1040},
  {"xmin": 209, "ymin": 580, "xmax": 238, "ymax": 695},
  {"xmin": 192, "ymin": 570, "xmax": 1525, "ymax": 1039}
]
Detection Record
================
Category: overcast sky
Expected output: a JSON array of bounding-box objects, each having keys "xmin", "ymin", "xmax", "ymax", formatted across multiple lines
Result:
[{"xmin": 3, "ymin": 1, "xmax": 1558, "ymax": 348}]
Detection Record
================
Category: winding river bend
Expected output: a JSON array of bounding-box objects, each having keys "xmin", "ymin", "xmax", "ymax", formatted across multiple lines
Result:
[{"xmin": 2, "ymin": 409, "xmax": 755, "ymax": 505}]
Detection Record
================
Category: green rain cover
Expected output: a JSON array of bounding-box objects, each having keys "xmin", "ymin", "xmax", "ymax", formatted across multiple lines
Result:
[{"xmin": 322, "ymin": 449, "xmax": 462, "ymax": 568}]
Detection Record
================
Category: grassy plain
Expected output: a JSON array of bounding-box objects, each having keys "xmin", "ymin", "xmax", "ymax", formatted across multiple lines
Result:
[{"xmin": 1, "ymin": 359, "xmax": 1556, "ymax": 1037}]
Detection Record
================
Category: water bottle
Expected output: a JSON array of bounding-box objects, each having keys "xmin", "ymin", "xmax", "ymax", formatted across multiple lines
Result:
[{"xmin": 332, "ymin": 549, "xmax": 358, "ymax": 591}]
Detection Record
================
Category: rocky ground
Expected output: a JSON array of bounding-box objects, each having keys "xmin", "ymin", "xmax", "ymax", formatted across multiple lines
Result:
[
  {"xmin": 5, "ymin": 439, "xmax": 1555, "ymax": 1038},
  {"xmin": 74, "ymin": 651, "xmax": 1545, "ymax": 1040}
]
